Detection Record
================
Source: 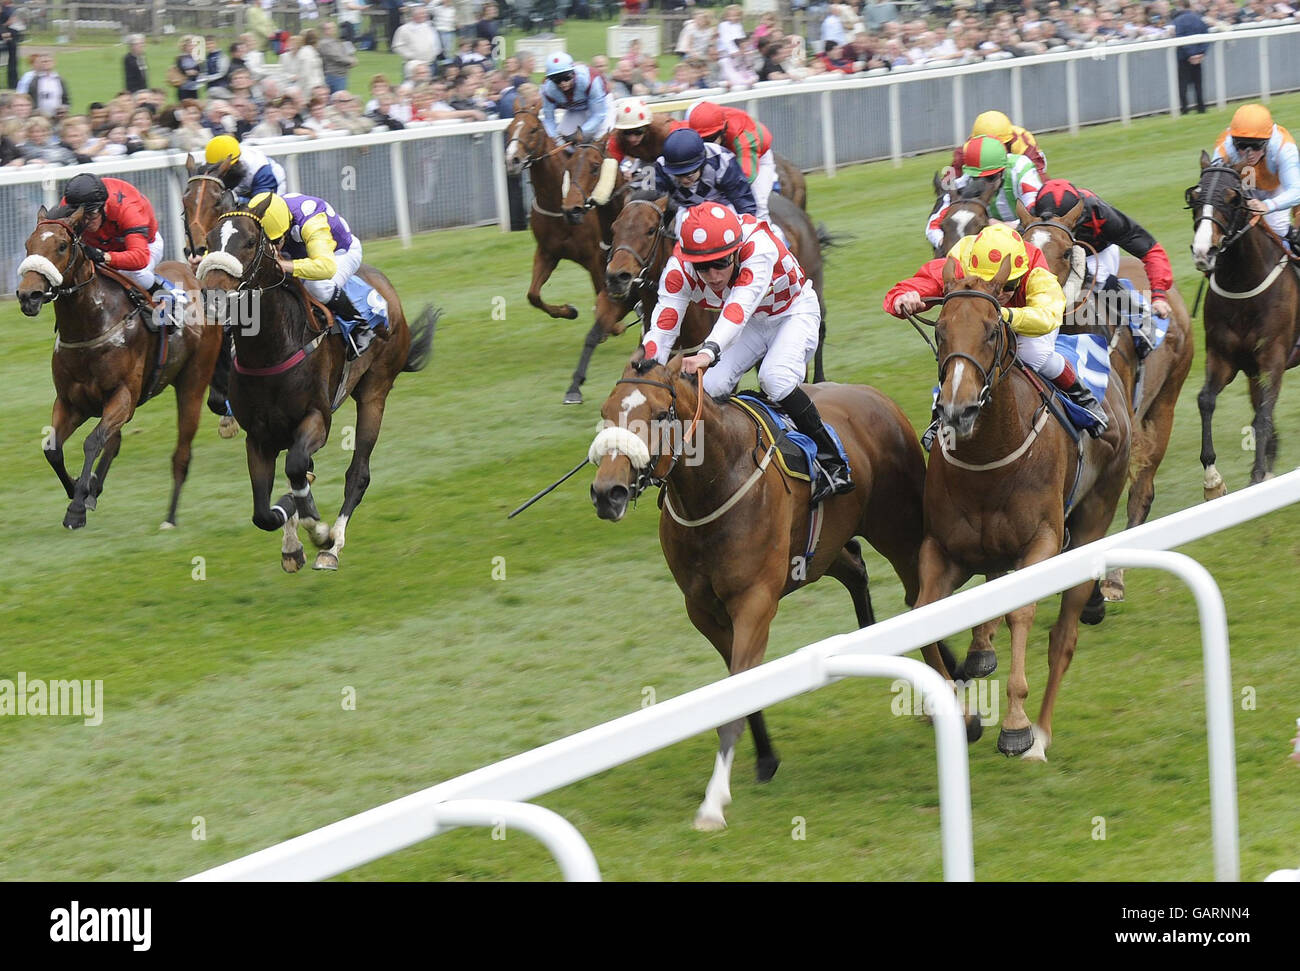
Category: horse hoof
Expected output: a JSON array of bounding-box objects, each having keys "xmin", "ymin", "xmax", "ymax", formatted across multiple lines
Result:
[
  {"xmin": 692, "ymin": 812, "xmax": 727, "ymax": 832},
  {"xmin": 563, "ymin": 304, "xmax": 579, "ymax": 319},
  {"xmin": 960, "ymin": 649, "xmax": 997, "ymax": 680},
  {"xmin": 282, "ymin": 548, "xmax": 306, "ymax": 573},
  {"xmin": 1080, "ymin": 599, "xmax": 1106, "ymax": 626},
  {"xmin": 997, "ymin": 725, "xmax": 1035, "ymax": 757},
  {"xmin": 1021, "ymin": 725, "xmax": 1050, "ymax": 762},
  {"xmin": 966, "ymin": 714, "xmax": 984, "ymax": 744},
  {"xmin": 1203, "ymin": 465, "xmax": 1227, "ymax": 501},
  {"xmin": 755, "ymin": 754, "xmax": 780, "ymax": 783},
  {"xmin": 1100, "ymin": 578, "xmax": 1125, "ymax": 603},
  {"xmin": 562, "ymin": 390, "xmax": 583, "ymax": 405},
  {"xmin": 84, "ymin": 495, "xmax": 97, "ymax": 512},
  {"xmin": 158, "ymin": 520, "xmax": 175, "ymax": 531},
  {"xmin": 63, "ymin": 508, "xmax": 86, "ymax": 530},
  {"xmin": 313, "ymin": 551, "xmax": 339, "ymax": 571},
  {"xmin": 217, "ymin": 415, "xmax": 239, "ymax": 439}
]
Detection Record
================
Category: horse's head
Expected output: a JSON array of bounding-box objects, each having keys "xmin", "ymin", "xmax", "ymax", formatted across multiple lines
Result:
[
  {"xmin": 195, "ymin": 194, "xmax": 280, "ymax": 297},
  {"xmin": 589, "ymin": 349, "xmax": 692, "ymax": 522},
  {"xmin": 504, "ymin": 106, "xmax": 548, "ymax": 176},
  {"xmin": 1018, "ymin": 198, "xmax": 1087, "ymax": 308},
  {"xmin": 605, "ymin": 193, "xmax": 669, "ymax": 301},
  {"xmin": 935, "ymin": 255, "xmax": 1016, "ymax": 440},
  {"xmin": 1189, "ymin": 150, "xmax": 1249, "ymax": 273},
  {"xmin": 183, "ymin": 154, "xmax": 237, "ymax": 265},
  {"xmin": 936, "ymin": 176, "xmax": 998, "ymax": 259},
  {"xmin": 561, "ymin": 141, "xmax": 606, "ymax": 224},
  {"xmin": 16, "ymin": 205, "xmax": 91, "ymax": 317}
]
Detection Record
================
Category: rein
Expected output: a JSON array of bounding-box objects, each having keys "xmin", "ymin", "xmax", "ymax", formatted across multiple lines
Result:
[
  {"xmin": 30, "ymin": 219, "xmax": 97, "ymax": 300},
  {"xmin": 609, "ymin": 199, "xmax": 671, "ymax": 291},
  {"xmin": 1021, "ymin": 218, "xmax": 1098, "ymax": 316}
]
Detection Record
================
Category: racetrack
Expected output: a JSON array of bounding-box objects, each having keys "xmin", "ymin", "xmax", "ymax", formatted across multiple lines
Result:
[{"xmin": 2, "ymin": 96, "xmax": 1299, "ymax": 881}]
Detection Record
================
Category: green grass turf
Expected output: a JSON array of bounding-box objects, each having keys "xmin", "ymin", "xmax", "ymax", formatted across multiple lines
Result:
[{"xmin": 2, "ymin": 91, "xmax": 1299, "ymax": 881}]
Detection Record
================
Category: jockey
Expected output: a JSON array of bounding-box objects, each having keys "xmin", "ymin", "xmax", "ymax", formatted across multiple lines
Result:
[
  {"xmin": 540, "ymin": 52, "xmax": 612, "ymax": 144},
  {"xmin": 251, "ymin": 191, "xmax": 381, "ymax": 356},
  {"xmin": 886, "ymin": 224, "xmax": 1108, "ymax": 436},
  {"xmin": 685, "ymin": 100, "xmax": 779, "ymax": 222},
  {"xmin": 590, "ymin": 97, "xmax": 687, "ymax": 205},
  {"xmin": 642, "ymin": 203, "xmax": 852, "ymax": 502},
  {"xmin": 655, "ymin": 128, "xmax": 757, "ymax": 237},
  {"xmin": 926, "ymin": 135, "xmax": 1043, "ymax": 252},
  {"xmin": 204, "ymin": 134, "xmax": 287, "ymax": 204},
  {"xmin": 1029, "ymin": 179, "xmax": 1174, "ymax": 356},
  {"xmin": 951, "ymin": 110, "xmax": 1048, "ymax": 180},
  {"xmin": 59, "ymin": 173, "xmax": 176, "ymax": 300},
  {"xmin": 1211, "ymin": 103, "xmax": 1300, "ymax": 250}
]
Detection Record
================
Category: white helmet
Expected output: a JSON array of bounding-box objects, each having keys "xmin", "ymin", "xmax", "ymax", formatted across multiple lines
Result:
[
  {"xmin": 614, "ymin": 98, "xmax": 652, "ymax": 130},
  {"xmin": 544, "ymin": 52, "xmax": 575, "ymax": 78}
]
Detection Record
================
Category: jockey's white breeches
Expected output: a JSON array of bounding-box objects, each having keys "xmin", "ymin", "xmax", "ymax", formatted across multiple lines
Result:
[
  {"xmin": 1015, "ymin": 327, "xmax": 1067, "ymax": 381},
  {"xmin": 702, "ymin": 286, "xmax": 821, "ymax": 402},
  {"xmin": 117, "ymin": 233, "xmax": 166, "ymax": 291},
  {"xmin": 302, "ymin": 235, "xmax": 364, "ymax": 302}
]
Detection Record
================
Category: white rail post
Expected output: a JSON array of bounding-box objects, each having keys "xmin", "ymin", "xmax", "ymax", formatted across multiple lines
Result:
[
  {"xmin": 820, "ymin": 90, "xmax": 836, "ymax": 178},
  {"xmin": 1067, "ymin": 58, "xmax": 1080, "ymax": 134},
  {"xmin": 1102, "ymin": 549, "xmax": 1238, "ymax": 882},
  {"xmin": 389, "ymin": 141, "xmax": 412, "ymax": 247},
  {"xmin": 889, "ymin": 83, "xmax": 902, "ymax": 168},
  {"xmin": 1260, "ymin": 34, "xmax": 1271, "ymax": 102},
  {"xmin": 1214, "ymin": 38, "xmax": 1228, "ymax": 111},
  {"xmin": 165, "ymin": 165, "xmax": 186, "ymax": 263},
  {"xmin": 952, "ymin": 73, "xmax": 965, "ymax": 147},
  {"xmin": 431, "ymin": 800, "xmax": 601, "ymax": 881},
  {"xmin": 821, "ymin": 654, "xmax": 975, "ymax": 882},
  {"xmin": 490, "ymin": 129, "xmax": 510, "ymax": 235},
  {"xmin": 1167, "ymin": 45, "xmax": 1181, "ymax": 118},
  {"xmin": 1119, "ymin": 51, "xmax": 1131, "ymax": 126},
  {"xmin": 1010, "ymin": 66, "xmax": 1023, "ymax": 131},
  {"xmin": 285, "ymin": 153, "xmax": 301, "ymax": 194}
]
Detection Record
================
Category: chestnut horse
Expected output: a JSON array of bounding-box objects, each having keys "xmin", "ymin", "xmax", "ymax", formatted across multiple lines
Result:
[
  {"xmin": 913, "ymin": 257, "xmax": 1130, "ymax": 760},
  {"xmin": 590, "ymin": 353, "xmax": 951, "ymax": 829},
  {"xmin": 1188, "ymin": 153, "xmax": 1300, "ymax": 495},
  {"xmin": 1020, "ymin": 200, "xmax": 1194, "ymax": 603},
  {"xmin": 16, "ymin": 206, "xmax": 223, "ymax": 530},
  {"xmin": 181, "ymin": 153, "xmax": 240, "ymax": 438},
  {"xmin": 196, "ymin": 197, "xmax": 434, "ymax": 572}
]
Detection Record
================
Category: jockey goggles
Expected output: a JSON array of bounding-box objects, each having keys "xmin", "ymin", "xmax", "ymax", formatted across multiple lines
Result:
[
  {"xmin": 1233, "ymin": 137, "xmax": 1267, "ymax": 153},
  {"xmin": 694, "ymin": 256, "xmax": 734, "ymax": 271},
  {"xmin": 551, "ymin": 71, "xmax": 575, "ymax": 84}
]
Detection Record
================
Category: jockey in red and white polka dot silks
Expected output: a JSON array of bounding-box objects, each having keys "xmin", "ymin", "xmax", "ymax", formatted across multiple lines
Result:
[{"xmin": 643, "ymin": 202, "xmax": 852, "ymax": 501}]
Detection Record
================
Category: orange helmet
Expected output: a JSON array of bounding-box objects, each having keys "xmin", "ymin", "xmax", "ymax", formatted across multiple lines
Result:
[
  {"xmin": 959, "ymin": 224, "xmax": 1030, "ymax": 282},
  {"xmin": 686, "ymin": 100, "xmax": 726, "ymax": 139},
  {"xmin": 675, "ymin": 203, "xmax": 744, "ymax": 262},
  {"xmin": 1229, "ymin": 103, "xmax": 1274, "ymax": 141}
]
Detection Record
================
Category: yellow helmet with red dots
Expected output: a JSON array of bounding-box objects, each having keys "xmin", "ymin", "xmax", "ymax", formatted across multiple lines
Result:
[{"xmin": 960, "ymin": 224, "xmax": 1029, "ymax": 282}]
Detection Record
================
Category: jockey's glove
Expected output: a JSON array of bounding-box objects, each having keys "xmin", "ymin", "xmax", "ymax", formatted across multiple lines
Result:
[{"xmin": 84, "ymin": 245, "xmax": 107, "ymax": 264}]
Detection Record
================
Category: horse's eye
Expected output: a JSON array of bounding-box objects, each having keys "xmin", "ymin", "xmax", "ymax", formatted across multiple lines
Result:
[
  {"xmin": 653, "ymin": 410, "xmax": 669, "ymax": 421},
  {"xmin": 58, "ymin": 242, "xmax": 67, "ymax": 252}
]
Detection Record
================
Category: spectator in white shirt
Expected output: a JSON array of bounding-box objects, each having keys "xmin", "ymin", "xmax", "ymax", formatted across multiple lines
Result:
[
  {"xmin": 428, "ymin": 0, "xmax": 458, "ymax": 61},
  {"xmin": 820, "ymin": 5, "xmax": 849, "ymax": 47},
  {"xmin": 393, "ymin": 5, "xmax": 441, "ymax": 64},
  {"xmin": 16, "ymin": 53, "xmax": 70, "ymax": 119}
]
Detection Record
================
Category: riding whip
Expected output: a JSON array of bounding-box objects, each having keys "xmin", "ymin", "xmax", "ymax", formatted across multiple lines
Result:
[{"xmin": 508, "ymin": 458, "xmax": 590, "ymax": 519}]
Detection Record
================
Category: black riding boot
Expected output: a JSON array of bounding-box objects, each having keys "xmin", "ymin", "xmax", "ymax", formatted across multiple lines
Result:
[
  {"xmin": 780, "ymin": 386, "xmax": 854, "ymax": 503},
  {"xmin": 327, "ymin": 287, "xmax": 363, "ymax": 323},
  {"xmin": 1052, "ymin": 368, "xmax": 1108, "ymax": 438}
]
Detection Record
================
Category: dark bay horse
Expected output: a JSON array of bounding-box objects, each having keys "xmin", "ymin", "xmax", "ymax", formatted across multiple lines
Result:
[
  {"xmin": 914, "ymin": 257, "xmax": 1130, "ymax": 759},
  {"xmin": 1021, "ymin": 200, "xmax": 1194, "ymax": 603},
  {"xmin": 1188, "ymin": 152, "xmax": 1300, "ymax": 496},
  {"xmin": 182, "ymin": 153, "xmax": 240, "ymax": 439},
  {"xmin": 930, "ymin": 172, "xmax": 996, "ymax": 256},
  {"xmin": 196, "ymin": 196, "xmax": 434, "ymax": 571},
  {"xmin": 16, "ymin": 206, "xmax": 222, "ymax": 530},
  {"xmin": 589, "ymin": 353, "xmax": 950, "ymax": 829}
]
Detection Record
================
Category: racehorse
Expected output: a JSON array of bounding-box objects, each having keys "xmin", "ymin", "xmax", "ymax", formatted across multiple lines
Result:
[
  {"xmin": 912, "ymin": 256, "xmax": 1130, "ymax": 760},
  {"xmin": 16, "ymin": 206, "xmax": 223, "ymax": 530},
  {"xmin": 1020, "ymin": 200, "xmax": 1194, "ymax": 603},
  {"xmin": 930, "ymin": 172, "xmax": 996, "ymax": 257},
  {"xmin": 589, "ymin": 352, "xmax": 952, "ymax": 829},
  {"xmin": 1188, "ymin": 152, "xmax": 1300, "ymax": 496},
  {"xmin": 195, "ymin": 196, "xmax": 435, "ymax": 572},
  {"xmin": 182, "ymin": 153, "xmax": 240, "ymax": 439}
]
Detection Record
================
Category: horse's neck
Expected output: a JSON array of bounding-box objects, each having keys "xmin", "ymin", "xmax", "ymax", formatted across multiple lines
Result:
[
  {"xmin": 530, "ymin": 150, "xmax": 565, "ymax": 208},
  {"xmin": 1218, "ymin": 224, "xmax": 1283, "ymax": 290},
  {"xmin": 54, "ymin": 272, "xmax": 132, "ymax": 343},
  {"xmin": 232, "ymin": 286, "xmax": 306, "ymax": 365},
  {"xmin": 960, "ymin": 361, "xmax": 1039, "ymax": 462},
  {"xmin": 664, "ymin": 393, "xmax": 757, "ymax": 515}
]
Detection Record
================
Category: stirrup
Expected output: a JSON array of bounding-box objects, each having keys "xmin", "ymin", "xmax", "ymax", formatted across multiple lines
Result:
[{"xmin": 921, "ymin": 420, "xmax": 939, "ymax": 452}]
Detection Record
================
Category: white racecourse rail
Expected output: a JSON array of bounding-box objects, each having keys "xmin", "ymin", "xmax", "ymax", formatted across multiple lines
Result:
[
  {"xmin": 3, "ymin": 22, "xmax": 1300, "ymax": 296},
  {"xmin": 189, "ymin": 468, "xmax": 1300, "ymax": 883}
]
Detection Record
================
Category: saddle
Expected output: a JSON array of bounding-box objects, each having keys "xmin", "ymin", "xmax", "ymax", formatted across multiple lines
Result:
[{"xmin": 730, "ymin": 392, "xmax": 851, "ymax": 503}]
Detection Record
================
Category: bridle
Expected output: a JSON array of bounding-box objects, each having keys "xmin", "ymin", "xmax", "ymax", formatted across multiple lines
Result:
[
  {"xmin": 608, "ymin": 198, "xmax": 672, "ymax": 292},
  {"xmin": 26, "ymin": 218, "xmax": 97, "ymax": 301},
  {"xmin": 1021, "ymin": 217, "xmax": 1097, "ymax": 316},
  {"xmin": 611, "ymin": 374, "xmax": 685, "ymax": 500},
  {"xmin": 505, "ymin": 110, "xmax": 566, "ymax": 172},
  {"xmin": 936, "ymin": 288, "xmax": 1017, "ymax": 413},
  {"xmin": 209, "ymin": 210, "xmax": 288, "ymax": 293},
  {"xmin": 183, "ymin": 173, "xmax": 230, "ymax": 259},
  {"xmin": 1187, "ymin": 164, "xmax": 1257, "ymax": 259}
]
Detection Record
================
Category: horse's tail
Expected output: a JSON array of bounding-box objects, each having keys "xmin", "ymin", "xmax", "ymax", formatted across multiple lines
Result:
[
  {"xmin": 816, "ymin": 223, "xmax": 851, "ymax": 253},
  {"xmin": 403, "ymin": 304, "xmax": 439, "ymax": 373}
]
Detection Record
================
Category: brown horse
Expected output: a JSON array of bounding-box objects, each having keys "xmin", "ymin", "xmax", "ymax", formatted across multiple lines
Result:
[
  {"xmin": 913, "ymin": 257, "xmax": 1130, "ymax": 759},
  {"xmin": 930, "ymin": 174, "xmax": 996, "ymax": 257},
  {"xmin": 1020, "ymin": 201, "xmax": 1194, "ymax": 603},
  {"xmin": 1188, "ymin": 153, "xmax": 1300, "ymax": 495},
  {"xmin": 181, "ymin": 153, "xmax": 240, "ymax": 439},
  {"xmin": 590, "ymin": 353, "xmax": 950, "ymax": 829},
  {"xmin": 196, "ymin": 197, "xmax": 434, "ymax": 571},
  {"xmin": 16, "ymin": 206, "xmax": 223, "ymax": 530}
]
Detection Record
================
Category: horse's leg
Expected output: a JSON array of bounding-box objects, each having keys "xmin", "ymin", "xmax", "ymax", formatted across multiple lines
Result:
[
  {"xmin": 44, "ymin": 397, "xmax": 85, "ymax": 500},
  {"xmin": 281, "ymin": 511, "xmax": 306, "ymax": 573},
  {"xmin": 1247, "ymin": 362, "xmax": 1284, "ymax": 483},
  {"xmin": 564, "ymin": 322, "xmax": 606, "ymax": 405},
  {"xmin": 85, "ymin": 430, "xmax": 122, "ymax": 512},
  {"xmin": 1030, "ymin": 579, "xmax": 1094, "ymax": 762},
  {"xmin": 694, "ymin": 586, "xmax": 781, "ymax": 831},
  {"xmin": 63, "ymin": 386, "xmax": 134, "ymax": 531},
  {"xmin": 315, "ymin": 390, "xmax": 385, "ymax": 571},
  {"xmin": 247, "ymin": 439, "xmax": 295, "ymax": 533},
  {"xmin": 826, "ymin": 539, "xmax": 875, "ymax": 628},
  {"xmin": 911, "ymin": 536, "xmax": 980, "ymax": 739},
  {"xmin": 962, "ymin": 576, "xmax": 1005, "ymax": 680},
  {"xmin": 160, "ymin": 363, "xmax": 209, "ymax": 529},
  {"xmin": 285, "ymin": 409, "xmax": 330, "ymax": 546},
  {"xmin": 997, "ymin": 531, "xmax": 1060, "ymax": 757},
  {"xmin": 527, "ymin": 247, "xmax": 578, "ymax": 320},
  {"xmin": 1197, "ymin": 351, "xmax": 1236, "ymax": 500}
]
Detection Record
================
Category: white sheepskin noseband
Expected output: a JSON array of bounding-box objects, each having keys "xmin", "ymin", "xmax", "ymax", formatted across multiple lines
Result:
[
  {"xmin": 196, "ymin": 251, "xmax": 244, "ymax": 281},
  {"xmin": 588, "ymin": 425, "xmax": 652, "ymax": 468},
  {"xmin": 17, "ymin": 255, "xmax": 63, "ymax": 288}
]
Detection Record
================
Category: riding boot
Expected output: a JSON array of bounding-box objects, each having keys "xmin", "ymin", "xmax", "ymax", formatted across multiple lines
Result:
[
  {"xmin": 1050, "ymin": 363, "xmax": 1108, "ymax": 438},
  {"xmin": 780, "ymin": 385, "xmax": 854, "ymax": 503},
  {"xmin": 920, "ymin": 402, "xmax": 941, "ymax": 452}
]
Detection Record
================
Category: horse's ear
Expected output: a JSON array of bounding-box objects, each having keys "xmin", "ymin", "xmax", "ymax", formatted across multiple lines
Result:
[
  {"xmin": 37, "ymin": 204, "xmax": 47, "ymax": 221},
  {"xmin": 216, "ymin": 155, "xmax": 235, "ymax": 177},
  {"xmin": 186, "ymin": 153, "xmax": 197, "ymax": 175},
  {"xmin": 1200, "ymin": 149, "xmax": 1212, "ymax": 170},
  {"xmin": 249, "ymin": 194, "xmax": 273, "ymax": 219},
  {"xmin": 630, "ymin": 344, "xmax": 647, "ymax": 368},
  {"xmin": 1015, "ymin": 199, "xmax": 1033, "ymax": 227},
  {"xmin": 989, "ymin": 254, "xmax": 1013, "ymax": 291},
  {"xmin": 68, "ymin": 206, "xmax": 87, "ymax": 231},
  {"xmin": 1061, "ymin": 198, "xmax": 1085, "ymax": 229},
  {"xmin": 941, "ymin": 255, "xmax": 960, "ymax": 290}
]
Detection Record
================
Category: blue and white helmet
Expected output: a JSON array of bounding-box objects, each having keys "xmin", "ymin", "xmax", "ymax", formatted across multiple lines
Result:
[
  {"xmin": 661, "ymin": 129, "xmax": 707, "ymax": 175},
  {"xmin": 545, "ymin": 52, "xmax": 576, "ymax": 78}
]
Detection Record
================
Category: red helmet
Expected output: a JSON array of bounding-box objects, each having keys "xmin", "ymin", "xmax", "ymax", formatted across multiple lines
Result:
[
  {"xmin": 686, "ymin": 100, "xmax": 726, "ymax": 139},
  {"xmin": 675, "ymin": 204, "xmax": 744, "ymax": 262}
]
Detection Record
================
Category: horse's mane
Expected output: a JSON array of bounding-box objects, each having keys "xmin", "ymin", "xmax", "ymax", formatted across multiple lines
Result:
[
  {"xmin": 628, "ymin": 188, "xmax": 667, "ymax": 205},
  {"xmin": 956, "ymin": 178, "xmax": 994, "ymax": 202}
]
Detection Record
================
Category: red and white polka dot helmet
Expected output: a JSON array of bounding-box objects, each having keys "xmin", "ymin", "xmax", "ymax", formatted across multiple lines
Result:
[
  {"xmin": 675, "ymin": 204, "xmax": 744, "ymax": 263},
  {"xmin": 613, "ymin": 98, "xmax": 652, "ymax": 131}
]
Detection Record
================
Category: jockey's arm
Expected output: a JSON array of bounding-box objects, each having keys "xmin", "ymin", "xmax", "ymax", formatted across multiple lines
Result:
[
  {"xmin": 248, "ymin": 163, "xmax": 281, "ymax": 199},
  {"xmin": 1014, "ymin": 165, "xmax": 1043, "ymax": 211},
  {"xmin": 102, "ymin": 226, "xmax": 152, "ymax": 270},
  {"xmin": 720, "ymin": 158, "xmax": 758, "ymax": 216},
  {"xmin": 289, "ymin": 213, "xmax": 339, "ymax": 280},
  {"xmin": 643, "ymin": 259, "xmax": 694, "ymax": 363},
  {"xmin": 1266, "ymin": 141, "xmax": 1300, "ymax": 212},
  {"xmin": 579, "ymin": 78, "xmax": 608, "ymax": 140},
  {"xmin": 732, "ymin": 131, "xmax": 762, "ymax": 183},
  {"xmin": 704, "ymin": 244, "xmax": 778, "ymax": 363},
  {"xmin": 1102, "ymin": 204, "xmax": 1174, "ymax": 298},
  {"xmin": 540, "ymin": 90, "xmax": 559, "ymax": 139},
  {"xmin": 924, "ymin": 196, "xmax": 951, "ymax": 250},
  {"xmin": 1007, "ymin": 266, "xmax": 1066, "ymax": 337},
  {"xmin": 884, "ymin": 259, "xmax": 946, "ymax": 316}
]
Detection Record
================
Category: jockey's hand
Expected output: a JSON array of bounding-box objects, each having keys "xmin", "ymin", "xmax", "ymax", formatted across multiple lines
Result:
[
  {"xmin": 84, "ymin": 245, "xmax": 107, "ymax": 264},
  {"xmin": 1151, "ymin": 297, "xmax": 1172, "ymax": 318},
  {"xmin": 1246, "ymin": 198, "xmax": 1269, "ymax": 214},
  {"xmin": 893, "ymin": 291, "xmax": 925, "ymax": 316},
  {"xmin": 681, "ymin": 352, "xmax": 713, "ymax": 376},
  {"xmin": 278, "ymin": 259, "xmax": 296, "ymax": 275}
]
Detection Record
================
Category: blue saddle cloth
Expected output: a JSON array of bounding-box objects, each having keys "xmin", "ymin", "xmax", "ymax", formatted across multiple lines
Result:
[
  {"xmin": 336, "ymin": 276, "xmax": 390, "ymax": 338},
  {"xmin": 733, "ymin": 392, "xmax": 851, "ymax": 496},
  {"xmin": 1052, "ymin": 332, "xmax": 1111, "ymax": 432}
]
